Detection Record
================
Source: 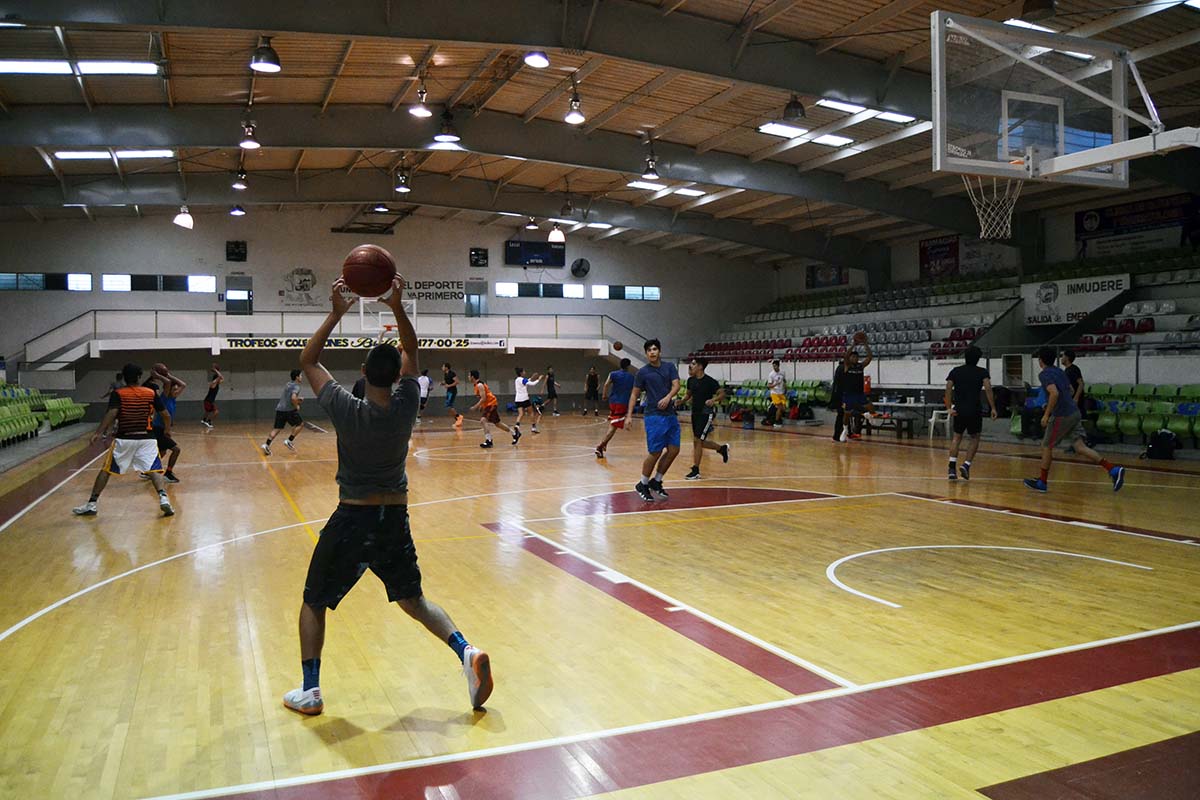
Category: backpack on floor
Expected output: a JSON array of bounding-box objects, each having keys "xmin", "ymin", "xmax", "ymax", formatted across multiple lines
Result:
[{"xmin": 1143, "ymin": 429, "xmax": 1179, "ymax": 460}]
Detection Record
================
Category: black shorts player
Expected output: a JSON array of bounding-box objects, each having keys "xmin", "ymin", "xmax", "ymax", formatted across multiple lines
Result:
[
  {"xmin": 274, "ymin": 409, "xmax": 303, "ymax": 429},
  {"xmin": 691, "ymin": 410, "xmax": 715, "ymax": 441},
  {"xmin": 303, "ymin": 504, "xmax": 422, "ymax": 609}
]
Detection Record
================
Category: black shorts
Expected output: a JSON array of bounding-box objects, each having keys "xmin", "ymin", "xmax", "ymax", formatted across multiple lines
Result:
[
  {"xmin": 515, "ymin": 399, "xmax": 532, "ymax": 409},
  {"xmin": 953, "ymin": 412, "xmax": 983, "ymax": 436},
  {"xmin": 585, "ymin": 388, "xmax": 600, "ymax": 401},
  {"xmin": 303, "ymin": 504, "xmax": 423, "ymax": 610},
  {"xmin": 153, "ymin": 428, "xmax": 178, "ymax": 453},
  {"xmin": 419, "ymin": 396, "xmax": 428, "ymax": 410},
  {"xmin": 547, "ymin": 389, "xmax": 558, "ymax": 399},
  {"xmin": 274, "ymin": 409, "xmax": 303, "ymax": 429},
  {"xmin": 692, "ymin": 411, "xmax": 716, "ymax": 441}
]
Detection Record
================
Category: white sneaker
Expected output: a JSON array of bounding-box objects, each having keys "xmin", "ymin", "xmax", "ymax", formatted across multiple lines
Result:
[
  {"xmin": 72, "ymin": 501, "xmax": 98, "ymax": 516},
  {"xmin": 839, "ymin": 430, "xmax": 849, "ymax": 443},
  {"xmin": 139, "ymin": 472, "xmax": 151, "ymax": 480},
  {"xmin": 261, "ymin": 443, "xmax": 271, "ymax": 456},
  {"xmin": 282, "ymin": 687, "xmax": 323, "ymax": 716},
  {"xmin": 463, "ymin": 646, "xmax": 493, "ymax": 709},
  {"xmin": 284, "ymin": 439, "xmax": 296, "ymax": 452},
  {"xmin": 200, "ymin": 420, "xmax": 213, "ymax": 429},
  {"xmin": 159, "ymin": 497, "xmax": 175, "ymax": 517}
]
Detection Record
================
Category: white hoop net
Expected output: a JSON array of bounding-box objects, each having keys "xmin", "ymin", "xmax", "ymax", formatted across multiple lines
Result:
[{"xmin": 961, "ymin": 174, "xmax": 1023, "ymax": 240}]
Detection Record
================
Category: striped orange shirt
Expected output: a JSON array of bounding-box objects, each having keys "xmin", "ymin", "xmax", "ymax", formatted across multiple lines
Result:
[
  {"xmin": 475, "ymin": 381, "xmax": 498, "ymax": 409},
  {"xmin": 109, "ymin": 385, "xmax": 162, "ymax": 439}
]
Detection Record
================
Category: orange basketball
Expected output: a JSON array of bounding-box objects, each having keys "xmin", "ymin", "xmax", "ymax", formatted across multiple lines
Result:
[
  {"xmin": 613, "ymin": 341, "xmax": 623, "ymax": 351},
  {"xmin": 852, "ymin": 331, "xmax": 868, "ymax": 345},
  {"xmin": 153, "ymin": 362, "xmax": 168, "ymax": 375},
  {"xmin": 342, "ymin": 244, "xmax": 397, "ymax": 297}
]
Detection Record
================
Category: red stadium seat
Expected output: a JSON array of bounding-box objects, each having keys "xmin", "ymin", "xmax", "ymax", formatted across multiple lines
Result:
[
  {"xmin": 1099, "ymin": 318, "xmax": 1116, "ymax": 334},
  {"xmin": 1078, "ymin": 335, "xmax": 1094, "ymax": 351},
  {"xmin": 1117, "ymin": 318, "xmax": 1135, "ymax": 334},
  {"xmin": 1136, "ymin": 317, "xmax": 1155, "ymax": 333},
  {"xmin": 949, "ymin": 328, "xmax": 963, "ymax": 340},
  {"xmin": 1096, "ymin": 334, "xmax": 1113, "ymax": 348}
]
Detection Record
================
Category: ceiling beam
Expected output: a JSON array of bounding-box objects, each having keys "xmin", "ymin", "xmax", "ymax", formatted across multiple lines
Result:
[
  {"xmin": 52, "ymin": 26, "xmax": 92, "ymax": 111},
  {"xmin": 627, "ymin": 230, "xmax": 671, "ymax": 246},
  {"xmin": 471, "ymin": 57, "xmax": 524, "ymax": 116},
  {"xmin": 796, "ymin": 121, "xmax": 931, "ymax": 172},
  {"xmin": 660, "ymin": 0, "xmax": 690, "ymax": 16},
  {"xmin": 0, "ymin": 104, "xmax": 983, "ymax": 235},
  {"xmin": 814, "ymin": 0, "xmax": 926, "ymax": 56},
  {"xmin": 632, "ymin": 182, "xmax": 694, "ymax": 207},
  {"xmin": 389, "ymin": 45, "xmax": 438, "ymax": 112},
  {"xmin": 649, "ymin": 84, "xmax": 749, "ymax": 139},
  {"xmin": 674, "ymin": 186, "xmax": 743, "ymax": 213},
  {"xmin": 522, "ymin": 57, "xmax": 605, "ymax": 123},
  {"xmin": 8, "ymin": 0, "xmax": 934, "ymax": 119},
  {"xmin": 447, "ymin": 49, "xmax": 502, "ymax": 109},
  {"xmin": 0, "ymin": 169, "xmax": 890, "ymax": 268},
  {"xmin": 749, "ymin": 108, "xmax": 880, "ymax": 162},
  {"xmin": 319, "ymin": 41, "xmax": 355, "ymax": 115},
  {"xmin": 592, "ymin": 225, "xmax": 629, "ymax": 240},
  {"xmin": 583, "ymin": 69, "xmax": 680, "ymax": 134},
  {"xmin": 659, "ymin": 234, "xmax": 706, "ymax": 250},
  {"xmin": 713, "ymin": 195, "xmax": 790, "ymax": 219}
]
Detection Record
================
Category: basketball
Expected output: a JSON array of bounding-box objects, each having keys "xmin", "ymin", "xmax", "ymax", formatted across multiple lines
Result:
[
  {"xmin": 153, "ymin": 362, "xmax": 168, "ymax": 375},
  {"xmin": 341, "ymin": 244, "xmax": 397, "ymax": 297},
  {"xmin": 853, "ymin": 331, "xmax": 868, "ymax": 345},
  {"xmin": 613, "ymin": 341, "xmax": 623, "ymax": 351}
]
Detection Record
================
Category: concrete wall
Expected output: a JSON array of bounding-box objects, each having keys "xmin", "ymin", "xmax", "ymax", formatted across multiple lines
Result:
[{"xmin": 0, "ymin": 208, "xmax": 777, "ymax": 362}]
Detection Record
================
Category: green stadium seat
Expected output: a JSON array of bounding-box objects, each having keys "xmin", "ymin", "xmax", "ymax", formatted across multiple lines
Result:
[
  {"xmin": 1109, "ymin": 383, "xmax": 1134, "ymax": 399},
  {"xmin": 1154, "ymin": 384, "xmax": 1180, "ymax": 400},
  {"xmin": 1088, "ymin": 382, "xmax": 1111, "ymax": 400},
  {"xmin": 1166, "ymin": 414, "xmax": 1194, "ymax": 444},
  {"xmin": 1096, "ymin": 409, "xmax": 1118, "ymax": 436},
  {"xmin": 1131, "ymin": 384, "xmax": 1156, "ymax": 399}
]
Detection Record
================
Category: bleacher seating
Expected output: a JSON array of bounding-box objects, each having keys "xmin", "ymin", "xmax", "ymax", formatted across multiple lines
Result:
[
  {"xmin": 0, "ymin": 382, "xmax": 87, "ymax": 444},
  {"xmin": 1088, "ymin": 382, "xmax": 1200, "ymax": 446},
  {"xmin": 729, "ymin": 380, "xmax": 832, "ymax": 414}
]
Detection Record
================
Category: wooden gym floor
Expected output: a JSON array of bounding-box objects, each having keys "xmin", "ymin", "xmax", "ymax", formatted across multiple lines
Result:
[{"xmin": 0, "ymin": 412, "xmax": 1196, "ymax": 799}]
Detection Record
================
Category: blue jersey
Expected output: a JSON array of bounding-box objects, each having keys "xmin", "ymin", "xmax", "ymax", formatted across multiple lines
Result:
[
  {"xmin": 153, "ymin": 394, "xmax": 176, "ymax": 429},
  {"xmin": 1039, "ymin": 366, "xmax": 1079, "ymax": 417},
  {"xmin": 634, "ymin": 361, "xmax": 679, "ymax": 416},
  {"xmin": 608, "ymin": 370, "xmax": 635, "ymax": 405}
]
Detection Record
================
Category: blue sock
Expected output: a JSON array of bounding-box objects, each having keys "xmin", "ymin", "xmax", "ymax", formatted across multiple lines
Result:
[
  {"xmin": 302, "ymin": 658, "xmax": 321, "ymax": 691},
  {"xmin": 447, "ymin": 631, "xmax": 469, "ymax": 663}
]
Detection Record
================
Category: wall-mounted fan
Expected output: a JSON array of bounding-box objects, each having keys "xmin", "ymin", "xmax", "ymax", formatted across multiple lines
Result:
[{"xmin": 570, "ymin": 258, "xmax": 591, "ymax": 278}]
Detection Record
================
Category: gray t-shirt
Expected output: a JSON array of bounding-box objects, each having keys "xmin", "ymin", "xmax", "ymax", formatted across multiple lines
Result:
[
  {"xmin": 319, "ymin": 377, "xmax": 419, "ymax": 499},
  {"xmin": 276, "ymin": 381, "xmax": 302, "ymax": 412}
]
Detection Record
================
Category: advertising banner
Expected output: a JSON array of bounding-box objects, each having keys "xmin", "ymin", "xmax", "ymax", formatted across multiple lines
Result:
[
  {"xmin": 1021, "ymin": 273, "xmax": 1129, "ymax": 326},
  {"xmin": 1075, "ymin": 192, "xmax": 1200, "ymax": 258},
  {"xmin": 807, "ymin": 263, "xmax": 848, "ymax": 289},
  {"xmin": 222, "ymin": 336, "xmax": 507, "ymax": 350},
  {"xmin": 919, "ymin": 235, "xmax": 959, "ymax": 279}
]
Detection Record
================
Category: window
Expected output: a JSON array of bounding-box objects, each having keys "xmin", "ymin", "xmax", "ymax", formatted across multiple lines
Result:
[
  {"xmin": 591, "ymin": 284, "xmax": 609, "ymax": 300},
  {"xmin": 625, "ymin": 285, "xmax": 644, "ymax": 300},
  {"xmin": 188, "ymin": 275, "xmax": 216, "ymax": 293},
  {"xmin": 162, "ymin": 275, "xmax": 189, "ymax": 292},
  {"xmin": 541, "ymin": 283, "xmax": 564, "ymax": 298},
  {"xmin": 608, "ymin": 285, "xmax": 626, "ymax": 300},
  {"xmin": 494, "ymin": 281, "xmax": 518, "ymax": 298},
  {"xmin": 102, "ymin": 274, "xmax": 131, "ymax": 292},
  {"xmin": 564, "ymin": 283, "xmax": 585, "ymax": 299},
  {"xmin": 67, "ymin": 273, "xmax": 92, "ymax": 291},
  {"xmin": 131, "ymin": 274, "xmax": 159, "ymax": 291},
  {"xmin": 225, "ymin": 289, "xmax": 250, "ymax": 301},
  {"xmin": 18, "ymin": 273, "xmax": 45, "ymax": 290},
  {"xmin": 517, "ymin": 282, "xmax": 541, "ymax": 298},
  {"xmin": 643, "ymin": 286, "xmax": 661, "ymax": 301}
]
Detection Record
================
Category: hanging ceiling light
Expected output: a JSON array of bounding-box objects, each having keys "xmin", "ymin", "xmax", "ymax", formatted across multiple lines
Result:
[
  {"xmin": 172, "ymin": 205, "xmax": 193, "ymax": 230},
  {"xmin": 229, "ymin": 204, "xmax": 246, "ymax": 216},
  {"xmin": 641, "ymin": 139, "xmax": 660, "ymax": 180},
  {"xmin": 373, "ymin": 202, "xmax": 390, "ymax": 213},
  {"xmin": 395, "ymin": 170, "xmax": 412, "ymax": 193},
  {"xmin": 783, "ymin": 94, "xmax": 806, "ymax": 121},
  {"xmin": 560, "ymin": 197, "xmax": 574, "ymax": 217},
  {"xmin": 564, "ymin": 90, "xmax": 585, "ymax": 125},
  {"xmin": 231, "ymin": 170, "xmax": 248, "ymax": 191},
  {"xmin": 409, "ymin": 84, "xmax": 433, "ymax": 118},
  {"xmin": 434, "ymin": 110, "xmax": 461, "ymax": 143},
  {"xmin": 525, "ymin": 217, "xmax": 538, "ymax": 230},
  {"xmin": 548, "ymin": 223, "xmax": 565, "ymax": 243},
  {"xmin": 524, "ymin": 51, "xmax": 550, "ymax": 69},
  {"xmin": 239, "ymin": 123, "xmax": 260, "ymax": 150},
  {"xmin": 249, "ymin": 36, "xmax": 282, "ymax": 73}
]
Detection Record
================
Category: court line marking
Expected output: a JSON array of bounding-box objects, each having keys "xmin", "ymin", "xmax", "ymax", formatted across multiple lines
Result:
[
  {"xmin": 0, "ymin": 449, "xmax": 105, "ymax": 535},
  {"xmin": 414, "ymin": 442, "xmax": 601, "ymax": 462},
  {"xmin": 139, "ymin": 619, "xmax": 1200, "ymax": 800},
  {"xmin": 826, "ymin": 545, "xmax": 1154, "ymax": 608},
  {"xmin": 248, "ymin": 435, "xmax": 319, "ymax": 542},
  {"xmin": 507, "ymin": 520, "xmax": 856, "ymax": 689},
  {"xmin": 545, "ymin": 486, "xmax": 861, "ymax": 521},
  {"xmin": 895, "ymin": 491, "xmax": 1200, "ymax": 547}
]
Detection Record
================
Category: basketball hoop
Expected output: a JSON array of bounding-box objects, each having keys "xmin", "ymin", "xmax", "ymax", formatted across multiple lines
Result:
[
  {"xmin": 377, "ymin": 323, "xmax": 399, "ymax": 343},
  {"xmin": 961, "ymin": 173, "xmax": 1023, "ymax": 240}
]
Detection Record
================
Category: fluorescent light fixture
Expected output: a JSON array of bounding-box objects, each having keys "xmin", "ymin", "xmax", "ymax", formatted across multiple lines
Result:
[
  {"xmin": 877, "ymin": 111, "xmax": 916, "ymax": 124},
  {"xmin": 548, "ymin": 223, "xmax": 565, "ymax": 243},
  {"xmin": 232, "ymin": 170, "xmax": 248, "ymax": 190},
  {"xmin": 77, "ymin": 61, "xmax": 160, "ymax": 75},
  {"xmin": 115, "ymin": 149, "xmax": 174, "ymax": 159},
  {"xmin": 586, "ymin": 222, "xmax": 613, "ymax": 229},
  {"xmin": 815, "ymin": 99, "xmax": 866, "ymax": 113},
  {"xmin": 0, "ymin": 60, "xmax": 72, "ymax": 74},
  {"xmin": 226, "ymin": 289, "xmax": 250, "ymax": 301},
  {"xmin": 188, "ymin": 275, "xmax": 217, "ymax": 293},
  {"xmin": 591, "ymin": 284, "xmax": 609, "ymax": 300},
  {"xmin": 1003, "ymin": 19, "xmax": 1094, "ymax": 59},
  {"xmin": 524, "ymin": 51, "xmax": 550, "ymax": 69},
  {"xmin": 673, "ymin": 188, "xmax": 706, "ymax": 197},
  {"xmin": 249, "ymin": 36, "xmax": 282, "ymax": 73},
  {"xmin": 0, "ymin": 19, "xmax": 26, "ymax": 28},
  {"xmin": 172, "ymin": 205, "xmax": 193, "ymax": 229},
  {"xmin": 229, "ymin": 204, "xmax": 246, "ymax": 216},
  {"xmin": 627, "ymin": 180, "xmax": 667, "ymax": 191},
  {"xmin": 496, "ymin": 211, "xmax": 523, "ymax": 217},
  {"xmin": 495, "ymin": 282, "xmax": 519, "ymax": 297},
  {"xmin": 813, "ymin": 134, "xmax": 854, "ymax": 147},
  {"xmin": 52, "ymin": 151, "xmax": 110, "ymax": 160},
  {"xmin": 564, "ymin": 283, "xmax": 585, "ymax": 299},
  {"xmin": 67, "ymin": 273, "xmax": 92, "ymax": 291},
  {"xmin": 548, "ymin": 217, "xmax": 576, "ymax": 225},
  {"xmin": 102, "ymin": 274, "xmax": 132, "ymax": 292},
  {"xmin": 758, "ymin": 122, "xmax": 809, "ymax": 138}
]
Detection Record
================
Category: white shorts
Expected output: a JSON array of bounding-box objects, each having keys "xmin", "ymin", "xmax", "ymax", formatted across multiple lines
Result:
[{"xmin": 103, "ymin": 438, "xmax": 163, "ymax": 476}]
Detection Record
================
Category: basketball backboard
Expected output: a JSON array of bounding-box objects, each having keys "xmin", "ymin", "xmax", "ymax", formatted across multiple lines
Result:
[
  {"xmin": 358, "ymin": 296, "xmax": 416, "ymax": 335},
  {"xmin": 931, "ymin": 10, "xmax": 1131, "ymax": 189}
]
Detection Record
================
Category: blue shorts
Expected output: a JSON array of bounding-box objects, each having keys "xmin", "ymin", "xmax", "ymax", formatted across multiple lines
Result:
[
  {"xmin": 643, "ymin": 414, "xmax": 681, "ymax": 453},
  {"xmin": 843, "ymin": 392, "xmax": 868, "ymax": 410},
  {"xmin": 444, "ymin": 389, "xmax": 457, "ymax": 408}
]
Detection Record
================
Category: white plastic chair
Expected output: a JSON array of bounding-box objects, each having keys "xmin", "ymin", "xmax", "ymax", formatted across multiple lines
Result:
[{"xmin": 929, "ymin": 409, "xmax": 951, "ymax": 440}]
